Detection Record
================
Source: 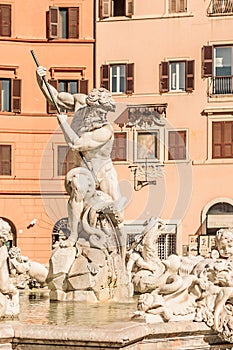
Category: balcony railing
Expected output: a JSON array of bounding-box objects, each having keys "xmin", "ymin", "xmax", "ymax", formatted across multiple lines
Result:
[
  {"xmin": 208, "ymin": 0, "xmax": 233, "ymax": 15},
  {"xmin": 209, "ymin": 76, "xmax": 233, "ymax": 95}
]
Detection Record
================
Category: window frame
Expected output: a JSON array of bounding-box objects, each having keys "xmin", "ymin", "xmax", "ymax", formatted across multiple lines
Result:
[
  {"xmin": 0, "ymin": 75, "xmax": 21, "ymax": 113},
  {"xmin": 99, "ymin": 0, "xmax": 133, "ymax": 19},
  {"xmin": 167, "ymin": 0, "xmax": 188, "ymax": 14},
  {"xmin": 160, "ymin": 59, "xmax": 194, "ymax": 94},
  {"xmin": 134, "ymin": 129, "xmax": 164, "ymax": 163},
  {"xmin": 111, "ymin": 131, "xmax": 128, "ymax": 162},
  {"xmin": 212, "ymin": 120, "xmax": 233, "ymax": 159},
  {"xmin": 202, "ymin": 45, "xmax": 233, "ymax": 97},
  {"xmin": 166, "ymin": 129, "xmax": 188, "ymax": 162},
  {"xmin": 48, "ymin": 6, "xmax": 79, "ymax": 40},
  {"xmin": 0, "ymin": 4, "xmax": 11, "ymax": 37},
  {"xmin": 53, "ymin": 143, "xmax": 75, "ymax": 178},
  {"xmin": 206, "ymin": 114, "xmax": 233, "ymax": 163},
  {"xmin": 0, "ymin": 144, "xmax": 12, "ymax": 177},
  {"xmin": 101, "ymin": 63, "xmax": 134, "ymax": 95}
]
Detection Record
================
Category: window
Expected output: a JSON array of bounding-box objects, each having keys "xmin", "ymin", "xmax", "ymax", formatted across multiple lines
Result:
[
  {"xmin": 169, "ymin": 62, "xmax": 185, "ymax": 91},
  {"xmin": 99, "ymin": 0, "xmax": 133, "ymax": 19},
  {"xmin": 47, "ymin": 78, "xmax": 88, "ymax": 113},
  {"xmin": 0, "ymin": 145, "xmax": 11, "ymax": 176},
  {"xmin": 202, "ymin": 45, "xmax": 233, "ymax": 95},
  {"xmin": 136, "ymin": 131, "xmax": 159, "ymax": 161},
  {"xmin": 111, "ymin": 132, "xmax": 127, "ymax": 161},
  {"xmin": 212, "ymin": 121, "xmax": 233, "ymax": 158},
  {"xmin": 168, "ymin": 130, "xmax": 187, "ymax": 160},
  {"xmin": 57, "ymin": 145, "xmax": 75, "ymax": 176},
  {"xmin": 160, "ymin": 60, "xmax": 194, "ymax": 93},
  {"xmin": 0, "ymin": 4, "xmax": 11, "ymax": 37},
  {"xmin": 48, "ymin": 7, "xmax": 79, "ymax": 39},
  {"xmin": 0, "ymin": 78, "xmax": 21, "ymax": 113},
  {"xmin": 168, "ymin": 0, "xmax": 187, "ymax": 13},
  {"xmin": 52, "ymin": 217, "xmax": 70, "ymax": 247},
  {"xmin": 158, "ymin": 231, "xmax": 177, "ymax": 260},
  {"xmin": 100, "ymin": 63, "xmax": 134, "ymax": 94},
  {"xmin": 207, "ymin": 0, "xmax": 233, "ymax": 15}
]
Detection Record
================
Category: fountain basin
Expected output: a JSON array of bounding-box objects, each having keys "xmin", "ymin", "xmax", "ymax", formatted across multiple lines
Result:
[
  {"xmin": 0, "ymin": 291, "xmax": 229, "ymax": 349},
  {"xmin": 0, "ymin": 319, "xmax": 229, "ymax": 350}
]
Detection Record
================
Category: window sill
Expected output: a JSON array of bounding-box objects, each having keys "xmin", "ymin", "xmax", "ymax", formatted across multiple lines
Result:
[
  {"xmin": 193, "ymin": 159, "xmax": 233, "ymax": 165},
  {"xmin": 164, "ymin": 159, "xmax": 191, "ymax": 164},
  {"xmin": 0, "ymin": 175, "xmax": 14, "ymax": 179},
  {"xmin": 112, "ymin": 160, "xmax": 130, "ymax": 165},
  {"xmin": 207, "ymin": 12, "xmax": 233, "ymax": 17},
  {"xmin": 162, "ymin": 12, "xmax": 194, "ymax": 19},
  {"xmin": 208, "ymin": 94, "xmax": 233, "ymax": 103}
]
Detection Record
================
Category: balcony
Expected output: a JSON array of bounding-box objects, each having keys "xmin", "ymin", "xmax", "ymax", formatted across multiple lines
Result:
[
  {"xmin": 209, "ymin": 76, "xmax": 233, "ymax": 95},
  {"xmin": 207, "ymin": 0, "xmax": 233, "ymax": 15}
]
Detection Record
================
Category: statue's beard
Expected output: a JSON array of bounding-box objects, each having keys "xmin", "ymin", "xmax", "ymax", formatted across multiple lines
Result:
[{"xmin": 71, "ymin": 106, "xmax": 109, "ymax": 134}]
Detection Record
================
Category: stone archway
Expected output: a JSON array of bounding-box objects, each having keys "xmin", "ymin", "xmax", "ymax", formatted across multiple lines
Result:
[{"xmin": 199, "ymin": 198, "xmax": 233, "ymax": 256}]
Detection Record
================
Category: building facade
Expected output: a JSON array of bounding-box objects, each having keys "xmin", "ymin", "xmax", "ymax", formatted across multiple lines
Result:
[
  {"xmin": 0, "ymin": 0, "xmax": 95, "ymax": 262},
  {"xmin": 96, "ymin": 0, "xmax": 233, "ymax": 257}
]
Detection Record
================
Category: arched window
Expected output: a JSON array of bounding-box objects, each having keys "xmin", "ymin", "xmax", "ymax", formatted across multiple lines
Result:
[
  {"xmin": 0, "ymin": 217, "xmax": 16, "ymax": 249},
  {"xmin": 52, "ymin": 217, "xmax": 71, "ymax": 247}
]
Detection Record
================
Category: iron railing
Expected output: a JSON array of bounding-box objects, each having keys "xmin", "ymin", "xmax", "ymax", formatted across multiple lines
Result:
[
  {"xmin": 209, "ymin": 76, "xmax": 233, "ymax": 95},
  {"xmin": 207, "ymin": 0, "xmax": 233, "ymax": 14}
]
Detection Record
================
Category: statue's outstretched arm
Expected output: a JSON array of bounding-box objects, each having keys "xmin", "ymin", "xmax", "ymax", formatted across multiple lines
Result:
[{"xmin": 36, "ymin": 66, "xmax": 75, "ymax": 111}]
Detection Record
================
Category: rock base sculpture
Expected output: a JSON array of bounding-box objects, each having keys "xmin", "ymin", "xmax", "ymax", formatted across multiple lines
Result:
[{"xmin": 47, "ymin": 242, "xmax": 130, "ymax": 302}]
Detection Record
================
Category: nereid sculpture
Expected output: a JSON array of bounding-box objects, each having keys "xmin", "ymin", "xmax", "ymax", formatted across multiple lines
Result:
[{"xmin": 132, "ymin": 226, "xmax": 233, "ymax": 343}]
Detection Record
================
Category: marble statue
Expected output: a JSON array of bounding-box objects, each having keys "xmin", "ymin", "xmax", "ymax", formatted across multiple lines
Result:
[
  {"xmin": 126, "ymin": 217, "xmax": 166, "ymax": 295},
  {"xmin": 0, "ymin": 219, "xmax": 19, "ymax": 318},
  {"xmin": 9, "ymin": 246, "xmax": 48, "ymax": 289},
  {"xmin": 132, "ymin": 226, "xmax": 233, "ymax": 343},
  {"xmin": 36, "ymin": 67, "xmax": 130, "ymax": 302}
]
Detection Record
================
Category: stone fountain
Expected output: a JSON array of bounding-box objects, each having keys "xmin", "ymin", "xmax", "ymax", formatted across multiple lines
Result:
[{"xmin": 0, "ymin": 68, "xmax": 233, "ymax": 348}]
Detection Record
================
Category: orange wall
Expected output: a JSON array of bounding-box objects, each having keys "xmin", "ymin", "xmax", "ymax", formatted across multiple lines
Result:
[
  {"xmin": 0, "ymin": 0, "xmax": 94, "ymax": 263},
  {"xmin": 96, "ymin": 0, "xmax": 233, "ymax": 253}
]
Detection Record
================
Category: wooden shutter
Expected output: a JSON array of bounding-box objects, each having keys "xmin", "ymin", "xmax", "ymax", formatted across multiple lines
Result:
[
  {"xmin": 126, "ymin": 63, "xmax": 134, "ymax": 94},
  {"xmin": 79, "ymin": 79, "xmax": 88, "ymax": 94},
  {"xmin": 0, "ymin": 145, "xmax": 11, "ymax": 176},
  {"xmin": 111, "ymin": 133, "xmax": 127, "ymax": 161},
  {"xmin": 47, "ymin": 79, "xmax": 58, "ymax": 114},
  {"xmin": 100, "ymin": 65, "xmax": 110, "ymax": 90},
  {"xmin": 159, "ymin": 61, "xmax": 169, "ymax": 93},
  {"xmin": 48, "ymin": 7, "xmax": 59, "ymax": 39},
  {"xmin": 0, "ymin": 4, "xmax": 11, "ymax": 37},
  {"xmin": 212, "ymin": 122, "xmax": 222, "ymax": 158},
  {"xmin": 99, "ymin": 0, "xmax": 111, "ymax": 19},
  {"xmin": 186, "ymin": 60, "xmax": 195, "ymax": 92},
  {"xmin": 12, "ymin": 79, "xmax": 21, "ymax": 113},
  {"xmin": 126, "ymin": 0, "xmax": 134, "ymax": 17},
  {"xmin": 179, "ymin": 0, "xmax": 187, "ymax": 12},
  {"xmin": 202, "ymin": 46, "xmax": 213, "ymax": 78},
  {"xmin": 169, "ymin": 0, "xmax": 177, "ymax": 12},
  {"xmin": 213, "ymin": 121, "xmax": 233, "ymax": 158},
  {"xmin": 68, "ymin": 8, "xmax": 79, "ymax": 39},
  {"xmin": 58, "ymin": 145, "xmax": 75, "ymax": 176},
  {"xmin": 223, "ymin": 122, "xmax": 233, "ymax": 157},
  {"xmin": 168, "ymin": 130, "xmax": 186, "ymax": 160}
]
